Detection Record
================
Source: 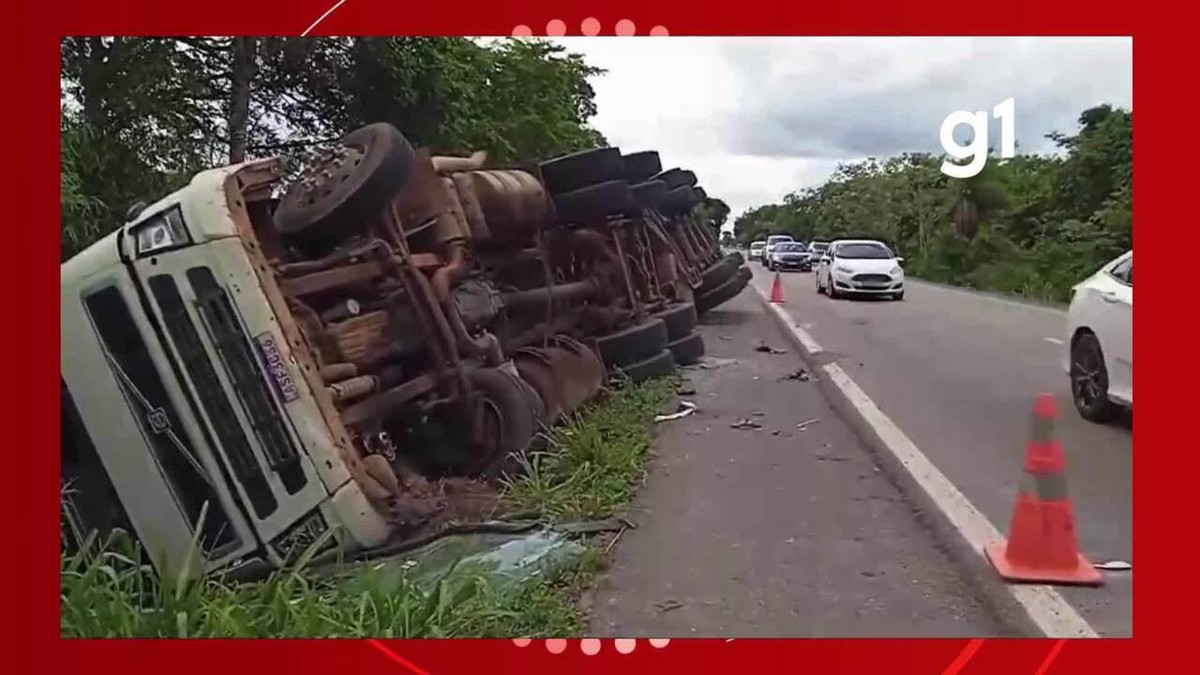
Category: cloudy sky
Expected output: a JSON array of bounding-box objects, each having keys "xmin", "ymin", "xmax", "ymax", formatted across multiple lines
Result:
[{"xmin": 551, "ymin": 37, "xmax": 1132, "ymax": 223}]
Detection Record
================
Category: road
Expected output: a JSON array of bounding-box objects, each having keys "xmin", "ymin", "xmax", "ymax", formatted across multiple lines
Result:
[
  {"xmin": 588, "ymin": 290, "xmax": 1010, "ymax": 637},
  {"xmin": 749, "ymin": 264, "xmax": 1132, "ymax": 636}
]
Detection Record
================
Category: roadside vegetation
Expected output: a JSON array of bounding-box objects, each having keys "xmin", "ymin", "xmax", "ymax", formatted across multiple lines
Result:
[
  {"xmin": 733, "ymin": 105, "xmax": 1132, "ymax": 303},
  {"xmin": 61, "ymin": 378, "xmax": 674, "ymax": 638}
]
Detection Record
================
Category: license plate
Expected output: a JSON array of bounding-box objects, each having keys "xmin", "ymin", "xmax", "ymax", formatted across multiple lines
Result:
[{"xmin": 254, "ymin": 331, "xmax": 300, "ymax": 403}]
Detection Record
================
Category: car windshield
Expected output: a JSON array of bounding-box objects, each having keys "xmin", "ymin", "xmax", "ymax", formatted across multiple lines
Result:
[
  {"xmin": 836, "ymin": 243, "xmax": 892, "ymax": 259},
  {"xmin": 750, "ymin": 242, "xmax": 765, "ymax": 249},
  {"xmin": 810, "ymin": 243, "xmax": 828, "ymax": 251},
  {"xmin": 767, "ymin": 236, "xmax": 792, "ymax": 245},
  {"xmin": 778, "ymin": 243, "xmax": 806, "ymax": 252}
]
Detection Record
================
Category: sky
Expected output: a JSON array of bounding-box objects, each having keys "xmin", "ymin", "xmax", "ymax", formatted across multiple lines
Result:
[{"xmin": 551, "ymin": 37, "xmax": 1132, "ymax": 225}]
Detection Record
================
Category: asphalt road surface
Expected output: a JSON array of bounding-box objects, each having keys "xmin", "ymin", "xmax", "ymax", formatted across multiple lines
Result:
[
  {"xmin": 588, "ymin": 290, "xmax": 1009, "ymax": 637},
  {"xmin": 749, "ymin": 264, "xmax": 1132, "ymax": 637}
]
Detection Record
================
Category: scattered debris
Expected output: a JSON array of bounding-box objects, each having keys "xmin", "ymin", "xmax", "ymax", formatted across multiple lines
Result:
[
  {"xmin": 686, "ymin": 357, "xmax": 739, "ymax": 370},
  {"xmin": 779, "ymin": 368, "xmax": 811, "ymax": 382},
  {"xmin": 1094, "ymin": 560, "xmax": 1132, "ymax": 571},
  {"xmin": 754, "ymin": 340, "xmax": 788, "ymax": 354},
  {"xmin": 654, "ymin": 598, "xmax": 684, "ymax": 613},
  {"xmin": 718, "ymin": 335, "xmax": 731, "ymax": 341},
  {"xmin": 751, "ymin": 411, "xmax": 765, "ymax": 417},
  {"xmin": 655, "ymin": 400, "xmax": 698, "ymax": 423},
  {"xmin": 676, "ymin": 386, "xmax": 697, "ymax": 396},
  {"xmin": 730, "ymin": 418, "xmax": 763, "ymax": 430},
  {"xmin": 772, "ymin": 430, "xmax": 781, "ymax": 436},
  {"xmin": 796, "ymin": 418, "xmax": 821, "ymax": 431}
]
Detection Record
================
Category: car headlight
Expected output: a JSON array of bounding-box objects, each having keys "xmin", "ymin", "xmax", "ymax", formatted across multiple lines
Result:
[
  {"xmin": 131, "ymin": 207, "xmax": 190, "ymax": 257},
  {"xmin": 834, "ymin": 265, "xmax": 852, "ymax": 274},
  {"xmin": 890, "ymin": 266, "xmax": 903, "ymax": 275}
]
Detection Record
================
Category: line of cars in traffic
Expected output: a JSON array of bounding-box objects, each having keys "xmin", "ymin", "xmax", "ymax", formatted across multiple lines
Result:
[
  {"xmin": 744, "ymin": 232, "xmax": 1131, "ymax": 424},
  {"xmin": 748, "ymin": 234, "xmax": 905, "ymax": 300}
]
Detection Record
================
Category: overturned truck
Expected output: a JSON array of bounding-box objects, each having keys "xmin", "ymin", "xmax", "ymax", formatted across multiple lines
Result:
[{"xmin": 60, "ymin": 123, "xmax": 752, "ymax": 578}]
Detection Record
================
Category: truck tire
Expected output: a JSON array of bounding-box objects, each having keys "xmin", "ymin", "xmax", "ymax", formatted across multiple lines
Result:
[
  {"xmin": 695, "ymin": 274, "xmax": 747, "ymax": 314},
  {"xmin": 654, "ymin": 168, "xmax": 697, "ymax": 189},
  {"xmin": 466, "ymin": 368, "xmax": 539, "ymax": 478},
  {"xmin": 617, "ymin": 349, "xmax": 677, "ymax": 383},
  {"xmin": 651, "ymin": 302, "xmax": 698, "ymax": 341},
  {"xmin": 552, "ymin": 180, "xmax": 635, "ymax": 224},
  {"xmin": 539, "ymin": 148, "xmax": 624, "ymax": 195},
  {"xmin": 623, "ymin": 151, "xmax": 663, "ymax": 182},
  {"xmin": 658, "ymin": 185, "xmax": 696, "ymax": 215},
  {"xmin": 630, "ymin": 180, "xmax": 669, "ymax": 211},
  {"xmin": 666, "ymin": 330, "xmax": 705, "ymax": 366},
  {"xmin": 594, "ymin": 318, "xmax": 669, "ymax": 368},
  {"xmin": 274, "ymin": 122, "xmax": 415, "ymax": 238}
]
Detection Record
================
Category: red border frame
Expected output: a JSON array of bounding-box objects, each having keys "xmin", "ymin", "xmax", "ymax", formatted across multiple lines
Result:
[{"xmin": 20, "ymin": 2, "xmax": 1174, "ymax": 671}]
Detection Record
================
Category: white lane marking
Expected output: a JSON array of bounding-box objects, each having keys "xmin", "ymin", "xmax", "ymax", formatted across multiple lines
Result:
[
  {"xmin": 752, "ymin": 282, "xmax": 1098, "ymax": 638},
  {"xmin": 1044, "ymin": 337, "xmax": 1065, "ymax": 345},
  {"xmin": 765, "ymin": 302, "xmax": 823, "ymax": 354}
]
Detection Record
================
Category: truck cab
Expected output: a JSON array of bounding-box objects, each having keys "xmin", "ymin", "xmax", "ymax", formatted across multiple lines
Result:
[{"xmin": 61, "ymin": 161, "xmax": 390, "ymax": 579}]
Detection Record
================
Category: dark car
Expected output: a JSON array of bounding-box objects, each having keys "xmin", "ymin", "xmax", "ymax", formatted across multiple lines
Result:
[{"xmin": 767, "ymin": 242, "xmax": 812, "ymax": 271}]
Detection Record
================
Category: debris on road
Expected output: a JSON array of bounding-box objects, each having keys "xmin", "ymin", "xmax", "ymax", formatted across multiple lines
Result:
[
  {"xmin": 1094, "ymin": 560, "xmax": 1132, "ymax": 571},
  {"xmin": 676, "ymin": 385, "xmax": 697, "ymax": 396},
  {"xmin": 655, "ymin": 400, "xmax": 698, "ymax": 423},
  {"xmin": 654, "ymin": 598, "xmax": 684, "ymax": 613},
  {"xmin": 796, "ymin": 418, "xmax": 821, "ymax": 431},
  {"xmin": 730, "ymin": 418, "xmax": 763, "ymax": 430},
  {"xmin": 754, "ymin": 340, "xmax": 788, "ymax": 354},
  {"xmin": 779, "ymin": 368, "xmax": 812, "ymax": 382},
  {"xmin": 686, "ymin": 357, "xmax": 739, "ymax": 370}
]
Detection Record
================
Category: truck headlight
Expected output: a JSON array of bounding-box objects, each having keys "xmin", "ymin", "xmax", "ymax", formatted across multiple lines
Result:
[{"xmin": 131, "ymin": 207, "xmax": 191, "ymax": 257}]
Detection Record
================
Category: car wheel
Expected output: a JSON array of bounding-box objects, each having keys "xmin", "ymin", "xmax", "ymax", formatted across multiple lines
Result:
[
  {"xmin": 828, "ymin": 281, "xmax": 840, "ymax": 299},
  {"xmin": 816, "ymin": 274, "xmax": 824, "ymax": 294},
  {"xmin": 1070, "ymin": 332, "xmax": 1120, "ymax": 423}
]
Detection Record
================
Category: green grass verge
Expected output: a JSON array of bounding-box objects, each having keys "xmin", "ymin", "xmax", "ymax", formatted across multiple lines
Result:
[{"xmin": 61, "ymin": 377, "xmax": 675, "ymax": 638}]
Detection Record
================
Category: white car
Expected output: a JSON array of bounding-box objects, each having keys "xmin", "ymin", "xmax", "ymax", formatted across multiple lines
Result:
[
  {"xmin": 762, "ymin": 234, "xmax": 794, "ymax": 265},
  {"xmin": 1065, "ymin": 251, "xmax": 1132, "ymax": 422},
  {"xmin": 815, "ymin": 239, "xmax": 905, "ymax": 300},
  {"xmin": 749, "ymin": 240, "xmax": 767, "ymax": 262}
]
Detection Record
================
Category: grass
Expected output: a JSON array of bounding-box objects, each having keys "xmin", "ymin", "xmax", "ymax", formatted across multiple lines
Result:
[{"xmin": 61, "ymin": 377, "xmax": 675, "ymax": 638}]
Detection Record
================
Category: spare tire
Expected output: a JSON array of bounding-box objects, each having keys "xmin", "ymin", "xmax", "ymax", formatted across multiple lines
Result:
[
  {"xmin": 274, "ymin": 123, "xmax": 415, "ymax": 238},
  {"xmin": 552, "ymin": 180, "xmax": 635, "ymax": 224},
  {"xmin": 622, "ymin": 151, "xmax": 663, "ymax": 182},
  {"xmin": 539, "ymin": 148, "xmax": 624, "ymax": 195}
]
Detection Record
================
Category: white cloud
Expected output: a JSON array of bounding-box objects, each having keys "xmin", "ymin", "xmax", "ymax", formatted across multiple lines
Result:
[{"xmin": 551, "ymin": 36, "xmax": 1132, "ymax": 222}]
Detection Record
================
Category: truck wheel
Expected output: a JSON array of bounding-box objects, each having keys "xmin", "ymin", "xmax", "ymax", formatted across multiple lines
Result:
[
  {"xmin": 654, "ymin": 168, "xmax": 697, "ymax": 189},
  {"xmin": 552, "ymin": 180, "xmax": 635, "ymax": 224},
  {"xmin": 622, "ymin": 151, "xmax": 663, "ymax": 182},
  {"xmin": 594, "ymin": 318, "xmax": 669, "ymax": 368},
  {"xmin": 666, "ymin": 330, "xmax": 706, "ymax": 366},
  {"xmin": 695, "ymin": 273, "xmax": 747, "ymax": 314},
  {"xmin": 538, "ymin": 148, "xmax": 624, "ymax": 195},
  {"xmin": 273, "ymin": 122, "xmax": 415, "ymax": 238},
  {"xmin": 466, "ymin": 368, "xmax": 538, "ymax": 478},
  {"xmin": 651, "ymin": 302, "xmax": 698, "ymax": 341},
  {"xmin": 617, "ymin": 349, "xmax": 677, "ymax": 383},
  {"xmin": 658, "ymin": 185, "xmax": 696, "ymax": 216},
  {"xmin": 630, "ymin": 180, "xmax": 668, "ymax": 211}
]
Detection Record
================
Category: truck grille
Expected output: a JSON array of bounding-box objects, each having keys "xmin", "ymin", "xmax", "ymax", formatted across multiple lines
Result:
[
  {"xmin": 852, "ymin": 274, "xmax": 892, "ymax": 285},
  {"xmin": 187, "ymin": 268, "xmax": 307, "ymax": 495},
  {"xmin": 83, "ymin": 285, "xmax": 238, "ymax": 550},
  {"xmin": 149, "ymin": 275, "xmax": 278, "ymax": 519}
]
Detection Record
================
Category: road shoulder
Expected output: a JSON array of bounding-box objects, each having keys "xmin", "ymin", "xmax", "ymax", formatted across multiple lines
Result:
[{"xmin": 586, "ymin": 290, "xmax": 1010, "ymax": 637}]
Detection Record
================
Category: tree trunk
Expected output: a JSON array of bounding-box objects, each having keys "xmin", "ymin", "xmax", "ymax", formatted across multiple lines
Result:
[{"xmin": 228, "ymin": 37, "xmax": 259, "ymax": 164}]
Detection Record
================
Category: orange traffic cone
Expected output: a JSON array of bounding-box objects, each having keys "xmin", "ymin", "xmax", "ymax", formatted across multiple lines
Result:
[
  {"xmin": 769, "ymin": 271, "xmax": 785, "ymax": 304},
  {"xmin": 984, "ymin": 393, "xmax": 1103, "ymax": 586}
]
